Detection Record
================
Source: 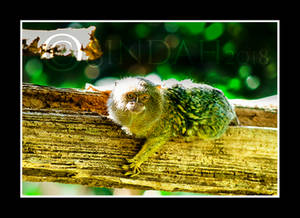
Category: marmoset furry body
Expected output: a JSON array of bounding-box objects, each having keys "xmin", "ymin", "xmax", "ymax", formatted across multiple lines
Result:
[{"xmin": 107, "ymin": 77, "xmax": 237, "ymax": 176}]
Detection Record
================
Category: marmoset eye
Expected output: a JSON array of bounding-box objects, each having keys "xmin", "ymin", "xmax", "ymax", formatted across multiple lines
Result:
[
  {"xmin": 139, "ymin": 94, "xmax": 150, "ymax": 103},
  {"xmin": 126, "ymin": 92, "xmax": 136, "ymax": 100}
]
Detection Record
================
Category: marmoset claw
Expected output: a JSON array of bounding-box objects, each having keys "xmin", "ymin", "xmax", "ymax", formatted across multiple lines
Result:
[{"xmin": 122, "ymin": 160, "xmax": 142, "ymax": 177}]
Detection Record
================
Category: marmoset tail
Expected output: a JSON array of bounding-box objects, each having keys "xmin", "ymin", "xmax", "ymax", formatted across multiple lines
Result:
[{"xmin": 107, "ymin": 77, "xmax": 237, "ymax": 176}]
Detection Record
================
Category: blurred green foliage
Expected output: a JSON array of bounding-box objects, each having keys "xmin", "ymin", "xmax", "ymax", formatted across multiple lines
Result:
[
  {"xmin": 22, "ymin": 182, "xmax": 113, "ymax": 196},
  {"xmin": 22, "ymin": 21, "xmax": 277, "ymax": 100},
  {"xmin": 22, "ymin": 182, "xmax": 42, "ymax": 195},
  {"xmin": 22, "ymin": 181, "xmax": 209, "ymax": 196},
  {"xmin": 22, "ymin": 21, "xmax": 278, "ymax": 196}
]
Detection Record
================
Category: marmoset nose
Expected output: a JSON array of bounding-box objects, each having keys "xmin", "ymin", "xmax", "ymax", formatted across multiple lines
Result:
[{"xmin": 127, "ymin": 102, "xmax": 145, "ymax": 113}]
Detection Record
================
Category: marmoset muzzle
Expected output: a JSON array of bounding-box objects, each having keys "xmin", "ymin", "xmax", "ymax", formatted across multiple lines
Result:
[{"xmin": 126, "ymin": 102, "xmax": 145, "ymax": 113}]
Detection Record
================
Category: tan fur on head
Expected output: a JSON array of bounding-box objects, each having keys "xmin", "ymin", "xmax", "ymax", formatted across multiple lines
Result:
[{"xmin": 107, "ymin": 77, "xmax": 164, "ymax": 138}]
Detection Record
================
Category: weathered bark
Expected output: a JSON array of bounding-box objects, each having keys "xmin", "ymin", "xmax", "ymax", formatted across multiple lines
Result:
[
  {"xmin": 22, "ymin": 83, "xmax": 277, "ymax": 127},
  {"xmin": 22, "ymin": 83, "xmax": 278, "ymax": 195},
  {"xmin": 230, "ymin": 96, "xmax": 277, "ymax": 128}
]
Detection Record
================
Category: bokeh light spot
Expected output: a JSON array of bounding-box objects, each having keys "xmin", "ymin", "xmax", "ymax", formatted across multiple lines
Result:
[
  {"xmin": 164, "ymin": 23, "xmax": 179, "ymax": 33},
  {"xmin": 156, "ymin": 64, "xmax": 177, "ymax": 80},
  {"xmin": 246, "ymin": 76, "xmax": 260, "ymax": 90},
  {"xmin": 157, "ymin": 64, "xmax": 172, "ymax": 75},
  {"xmin": 68, "ymin": 22, "xmax": 83, "ymax": 28},
  {"xmin": 182, "ymin": 22, "xmax": 206, "ymax": 35},
  {"xmin": 164, "ymin": 34, "xmax": 180, "ymax": 48},
  {"xmin": 227, "ymin": 23, "xmax": 243, "ymax": 37},
  {"xmin": 238, "ymin": 65, "xmax": 251, "ymax": 78},
  {"xmin": 223, "ymin": 41, "xmax": 236, "ymax": 55},
  {"xmin": 204, "ymin": 23, "xmax": 224, "ymax": 41},
  {"xmin": 265, "ymin": 62, "xmax": 277, "ymax": 79},
  {"xmin": 206, "ymin": 70, "xmax": 218, "ymax": 81},
  {"xmin": 135, "ymin": 24, "xmax": 150, "ymax": 38},
  {"xmin": 84, "ymin": 64, "xmax": 100, "ymax": 79},
  {"xmin": 228, "ymin": 78, "xmax": 241, "ymax": 90},
  {"xmin": 25, "ymin": 58, "xmax": 43, "ymax": 77}
]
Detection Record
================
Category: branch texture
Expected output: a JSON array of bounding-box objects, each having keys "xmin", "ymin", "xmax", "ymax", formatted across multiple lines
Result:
[{"xmin": 22, "ymin": 84, "xmax": 278, "ymax": 195}]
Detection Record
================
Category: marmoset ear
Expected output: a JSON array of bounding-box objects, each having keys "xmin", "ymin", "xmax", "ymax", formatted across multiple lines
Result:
[{"xmin": 114, "ymin": 81, "xmax": 118, "ymax": 87}]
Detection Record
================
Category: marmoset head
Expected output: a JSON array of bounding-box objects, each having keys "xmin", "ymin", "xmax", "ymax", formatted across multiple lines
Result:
[
  {"xmin": 107, "ymin": 77, "xmax": 164, "ymax": 127},
  {"xmin": 122, "ymin": 91, "xmax": 149, "ymax": 113}
]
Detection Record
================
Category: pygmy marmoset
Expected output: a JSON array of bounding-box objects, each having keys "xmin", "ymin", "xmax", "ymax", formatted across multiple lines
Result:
[{"xmin": 106, "ymin": 77, "xmax": 237, "ymax": 177}]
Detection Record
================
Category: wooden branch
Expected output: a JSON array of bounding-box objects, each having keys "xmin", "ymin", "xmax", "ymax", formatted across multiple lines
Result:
[
  {"xmin": 22, "ymin": 26, "xmax": 103, "ymax": 61},
  {"xmin": 229, "ymin": 96, "xmax": 277, "ymax": 128},
  {"xmin": 22, "ymin": 83, "xmax": 278, "ymax": 195}
]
